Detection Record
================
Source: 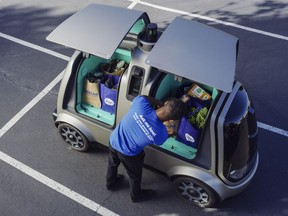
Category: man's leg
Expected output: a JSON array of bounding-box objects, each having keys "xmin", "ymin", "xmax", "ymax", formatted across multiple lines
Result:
[
  {"xmin": 106, "ymin": 146, "xmax": 122, "ymax": 189},
  {"xmin": 119, "ymin": 151, "xmax": 145, "ymax": 199}
]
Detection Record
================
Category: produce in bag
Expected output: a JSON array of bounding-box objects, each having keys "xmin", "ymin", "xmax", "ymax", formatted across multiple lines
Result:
[
  {"xmin": 188, "ymin": 107, "xmax": 209, "ymax": 129},
  {"xmin": 176, "ymin": 100, "xmax": 209, "ymax": 148},
  {"xmin": 101, "ymin": 59, "xmax": 128, "ymax": 76}
]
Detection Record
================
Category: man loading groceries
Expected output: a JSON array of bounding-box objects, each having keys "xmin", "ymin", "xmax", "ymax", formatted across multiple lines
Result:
[{"xmin": 106, "ymin": 95, "xmax": 187, "ymax": 202}]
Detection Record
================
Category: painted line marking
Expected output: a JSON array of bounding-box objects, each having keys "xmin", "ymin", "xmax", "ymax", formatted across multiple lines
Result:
[
  {"xmin": 130, "ymin": 0, "xmax": 288, "ymax": 41},
  {"xmin": 0, "ymin": 70, "xmax": 64, "ymax": 138},
  {"xmin": 0, "ymin": 32, "xmax": 70, "ymax": 61},
  {"xmin": 0, "ymin": 151, "xmax": 119, "ymax": 216},
  {"xmin": 258, "ymin": 122, "xmax": 288, "ymax": 137},
  {"xmin": 127, "ymin": 0, "xmax": 141, "ymax": 9}
]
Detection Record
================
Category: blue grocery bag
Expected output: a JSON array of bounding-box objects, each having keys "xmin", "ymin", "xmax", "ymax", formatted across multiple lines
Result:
[
  {"xmin": 100, "ymin": 75, "xmax": 120, "ymax": 114},
  {"xmin": 176, "ymin": 117, "xmax": 202, "ymax": 148},
  {"xmin": 176, "ymin": 99, "xmax": 204, "ymax": 148}
]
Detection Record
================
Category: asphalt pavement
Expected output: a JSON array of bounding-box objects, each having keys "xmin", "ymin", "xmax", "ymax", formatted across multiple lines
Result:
[{"xmin": 0, "ymin": 0, "xmax": 288, "ymax": 216}]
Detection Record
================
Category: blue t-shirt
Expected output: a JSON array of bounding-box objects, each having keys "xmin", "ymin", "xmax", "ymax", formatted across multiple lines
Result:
[{"xmin": 110, "ymin": 96, "xmax": 168, "ymax": 156}]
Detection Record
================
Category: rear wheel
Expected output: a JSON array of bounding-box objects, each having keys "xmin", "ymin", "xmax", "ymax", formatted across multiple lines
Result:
[
  {"xmin": 173, "ymin": 176, "xmax": 220, "ymax": 208},
  {"xmin": 58, "ymin": 123, "xmax": 89, "ymax": 152}
]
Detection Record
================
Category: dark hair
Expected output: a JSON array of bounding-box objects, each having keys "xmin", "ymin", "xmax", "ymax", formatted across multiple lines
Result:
[{"xmin": 163, "ymin": 98, "xmax": 187, "ymax": 120}]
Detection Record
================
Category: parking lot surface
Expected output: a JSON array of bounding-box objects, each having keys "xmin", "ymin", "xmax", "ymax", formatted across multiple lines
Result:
[{"xmin": 0, "ymin": 1, "xmax": 288, "ymax": 215}]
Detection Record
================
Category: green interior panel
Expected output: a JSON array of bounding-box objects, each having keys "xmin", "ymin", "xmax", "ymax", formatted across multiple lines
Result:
[
  {"xmin": 155, "ymin": 74, "xmax": 182, "ymax": 100},
  {"xmin": 129, "ymin": 19, "xmax": 146, "ymax": 34},
  {"xmin": 155, "ymin": 73, "xmax": 218, "ymax": 101},
  {"xmin": 161, "ymin": 137, "xmax": 197, "ymax": 160},
  {"xmin": 76, "ymin": 104, "xmax": 115, "ymax": 125},
  {"xmin": 155, "ymin": 73, "xmax": 219, "ymax": 159},
  {"xmin": 111, "ymin": 48, "xmax": 131, "ymax": 63},
  {"xmin": 76, "ymin": 48, "xmax": 131, "ymax": 125}
]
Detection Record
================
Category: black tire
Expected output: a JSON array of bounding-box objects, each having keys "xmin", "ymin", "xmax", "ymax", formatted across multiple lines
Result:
[
  {"xmin": 58, "ymin": 123, "xmax": 89, "ymax": 152},
  {"xmin": 173, "ymin": 176, "xmax": 220, "ymax": 208}
]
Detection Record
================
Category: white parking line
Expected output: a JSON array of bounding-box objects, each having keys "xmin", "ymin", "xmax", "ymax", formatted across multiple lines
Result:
[
  {"xmin": 258, "ymin": 122, "xmax": 288, "ymax": 137},
  {"xmin": 127, "ymin": 0, "xmax": 141, "ymax": 9},
  {"xmin": 0, "ymin": 71, "xmax": 64, "ymax": 138},
  {"xmin": 0, "ymin": 151, "xmax": 119, "ymax": 216},
  {"xmin": 132, "ymin": 0, "xmax": 288, "ymax": 41},
  {"xmin": 0, "ymin": 1, "xmax": 287, "ymax": 215},
  {"xmin": 0, "ymin": 32, "xmax": 70, "ymax": 61}
]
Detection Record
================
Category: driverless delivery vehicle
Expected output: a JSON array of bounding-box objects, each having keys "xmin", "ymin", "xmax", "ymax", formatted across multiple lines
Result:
[{"xmin": 47, "ymin": 4, "xmax": 258, "ymax": 208}]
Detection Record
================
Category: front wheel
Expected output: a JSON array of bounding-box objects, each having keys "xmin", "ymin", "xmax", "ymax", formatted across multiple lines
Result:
[
  {"xmin": 173, "ymin": 176, "xmax": 220, "ymax": 208},
  {"xmin": 58, "ymin": 123, "xmax": 89, "ymax": 152}
]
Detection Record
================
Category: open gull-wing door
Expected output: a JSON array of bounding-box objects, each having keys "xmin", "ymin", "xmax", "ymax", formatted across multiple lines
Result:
[
  {"xmin": 47, "ymin": 4, "xmax": 149, "ymax": 59},
  {"xmin": 146, "ymin": 17, "xmax": 239, "ymax": 93}
]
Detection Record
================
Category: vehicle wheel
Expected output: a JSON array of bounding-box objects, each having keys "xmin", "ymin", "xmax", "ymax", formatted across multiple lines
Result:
[
  {"xmin": 173, "ymin": 176, "xmax": 220, "ymax": 208},
  {"xmin": 58, "ymin": 123, "xmax": 89, "ymax": 152}
]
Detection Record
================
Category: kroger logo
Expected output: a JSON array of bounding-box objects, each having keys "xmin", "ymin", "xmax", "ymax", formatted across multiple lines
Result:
[
  {"xmin": 185, "ymin": 133, "xmax": 195, "ymax": 143},
  {"xmin": 104, "ymin": 98, "xmax": 114, "ymax": 106}
]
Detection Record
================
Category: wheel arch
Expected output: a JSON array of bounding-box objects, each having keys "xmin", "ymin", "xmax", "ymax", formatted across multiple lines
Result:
[
  {"xmin": 167, "ymin": 165, "xmax": 224, "ymax": 201},
  {"xmin": 55, "ymin": 112, "xmax": 95, "ymax": 142},
  {"xmin": 172, "ymin": 175, "xmax": 221, "ymax": 208}
]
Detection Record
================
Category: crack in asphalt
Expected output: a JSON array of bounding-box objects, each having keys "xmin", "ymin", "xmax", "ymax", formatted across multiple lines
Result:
[
  {"xmin": 98, "ymin": 192, "xmax": 114, "ymax": 214},
  {"xmin": 0, "ymin": 69, "xmax": 58, "ymax": 96}
]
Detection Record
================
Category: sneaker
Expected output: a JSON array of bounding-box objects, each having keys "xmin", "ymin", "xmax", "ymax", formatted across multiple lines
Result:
[
  {"xmin": 106, "ymin": 174, "xmax": 124, "ymax": 190},
  {"xmin": 131, "ymin": 189, "xmax": 156, "ymax": 202}
]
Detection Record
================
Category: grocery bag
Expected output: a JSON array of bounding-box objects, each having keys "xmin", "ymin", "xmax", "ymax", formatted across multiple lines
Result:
[
  {"xmin": 176, "ymin": 117, "xmax": 202, "ymax": 148},
  {"xmin": 176, "ymin": 99, "xmax": 208, "ymax": 148},
  {"xmin": 100, "ymin": 75, "xmax": 120, "ymax": 114},
  {"xmin": 101, "ymin": 59, "xmax": 128, "ymax": 76},
  {"xmin": 82, "ymin": 76, "xmax": 101, "ymax": 108}
]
